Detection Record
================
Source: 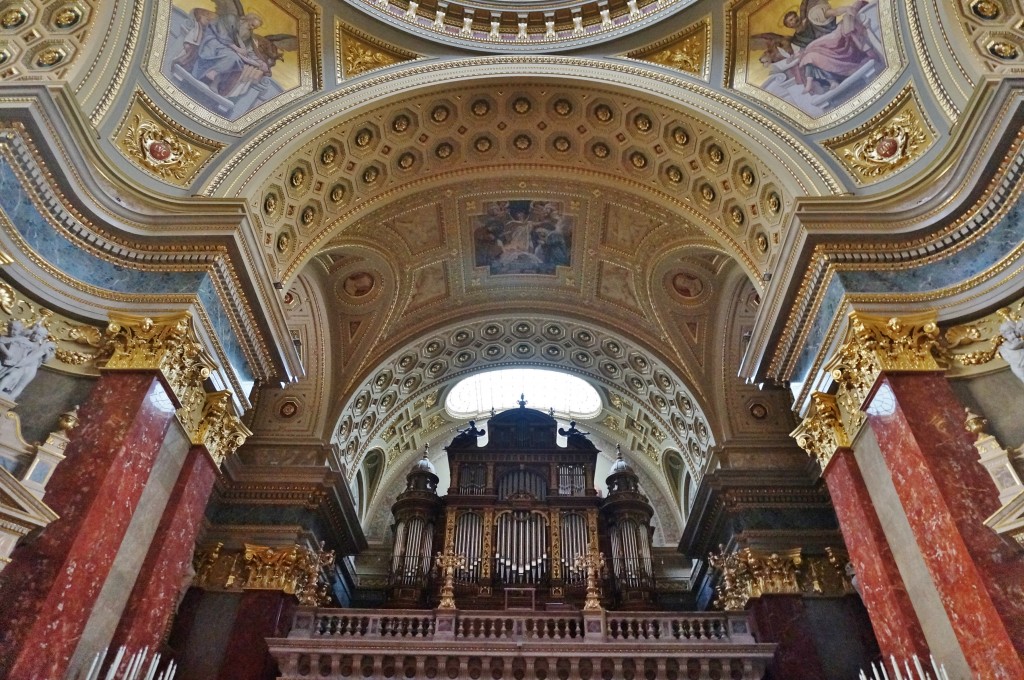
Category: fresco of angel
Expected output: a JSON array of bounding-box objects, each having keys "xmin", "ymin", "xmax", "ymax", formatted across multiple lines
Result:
[
  {"xmin": 472, "ymin": 200, "xmax": 573, "ymax": 276},
  {"xmin": 165, "ymin": 0, "xmax": 298, "ymax": 121},
  {"xmin": 747, "ymin": 0, "xmax": 885, "ymax": 118}
]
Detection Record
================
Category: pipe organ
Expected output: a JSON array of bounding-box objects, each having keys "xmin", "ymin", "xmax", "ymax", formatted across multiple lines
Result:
[{"xmin": 387, "ymin": 404, "xmax": 657, "ymax": 609}]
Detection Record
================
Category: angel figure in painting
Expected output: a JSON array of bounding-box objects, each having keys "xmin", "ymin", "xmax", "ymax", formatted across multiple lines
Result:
[{"xmin": 169, "ymin": 0, "xmax": 297, "ymax": 119}]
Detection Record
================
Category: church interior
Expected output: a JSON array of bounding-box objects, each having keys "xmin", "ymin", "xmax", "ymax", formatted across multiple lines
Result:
[{"xmin": 0, "ymin": 0, "xmax": 1023, "ymax": 678}]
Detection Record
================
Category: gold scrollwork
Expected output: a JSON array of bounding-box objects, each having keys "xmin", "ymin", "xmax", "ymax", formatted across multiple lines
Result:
[
  {"xmin": 122, "ymin": 114, "xmax": 202, "ymax": 181},
  {"xmin": 337, "ymin": 22, "xmax": 418, "ymax": 79},
  {"xmin": 192, "ymin": 542, "xmax": 335, "ymax": 606},
  {"xmin": 103, "ymin": 311, "xmax": 216, "ymax": 413},
  {"xmin": 791, "ymin": 392, "xmax": 848, "ymax": 470},
  {"xmin": 825, "ymin": 87, "xmax": 935, "ymax": 184}
]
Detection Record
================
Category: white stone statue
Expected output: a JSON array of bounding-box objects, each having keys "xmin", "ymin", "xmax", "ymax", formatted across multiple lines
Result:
[
  {"xmin": 998, "ymin": 313, "xmax": 1024, "ymax": 386},
  {"xmin": 0, "ymin": 320, "xmax": 57, "ymax": 401}
]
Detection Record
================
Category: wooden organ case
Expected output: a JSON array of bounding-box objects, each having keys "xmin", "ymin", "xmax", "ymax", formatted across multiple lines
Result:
[{"xmin": 387, "ymin": 404, "xmax": 657, "ymax": 610}]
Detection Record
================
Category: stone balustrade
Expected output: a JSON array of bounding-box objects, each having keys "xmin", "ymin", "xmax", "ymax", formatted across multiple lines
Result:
[{"xmin": 269, "ymin": 607, "xmax": 774, "ymax": 680}]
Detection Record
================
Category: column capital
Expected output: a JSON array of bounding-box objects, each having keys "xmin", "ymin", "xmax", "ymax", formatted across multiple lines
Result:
[
  {"xmin": 102, "ymin": 311, "xmax": 216, "ymax": 409},
  {"xmin": 792, "ymin": 392, "xmax": 849, "ymax": 470},
  {"xmin": 824, "ymin": 311, "xmax": 941, "ymax": 438},
  {"xmin": 195, "ymin": 391, "xmax": 252, "ymax": 467}
]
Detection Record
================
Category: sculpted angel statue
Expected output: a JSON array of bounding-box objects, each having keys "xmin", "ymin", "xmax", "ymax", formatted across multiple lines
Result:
[
  {"xmin": 0, "ymin": 320, "xmax": 56, "ymax": 401},
  {"xmin": 173, "ymin": 0, "xmax": 297, "ymax": 101}
]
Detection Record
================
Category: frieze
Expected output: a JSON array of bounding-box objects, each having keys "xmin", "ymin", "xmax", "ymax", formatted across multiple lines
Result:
[
  {"xmin": 708, "ymin": 546, "xmax": 855, "ymax": 611},
  {"xmin": 193, "ymin": 541, "xmax": 335, "ymax": 605}
]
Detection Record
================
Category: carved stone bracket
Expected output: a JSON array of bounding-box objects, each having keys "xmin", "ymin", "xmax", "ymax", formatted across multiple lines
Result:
[
  {"xmin": 192, "ymin": 542, "xmax": 336, "ymax": 606},
  {"xmin": 708, "ymin": 546, "xmax": 855, "ymax": 611},
  {"xmin": 824, "ymin": 311, "xmax": 941, "ymax": 440}
]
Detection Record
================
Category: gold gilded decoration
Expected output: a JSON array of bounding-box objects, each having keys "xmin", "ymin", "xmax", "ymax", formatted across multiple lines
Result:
[
  {"xmin": 1, "ymin": 8, "xmax": 27, "ymax": 29},
  {"xmin": 625, "ymin": 17, "xmax": 710, "ymax": 80},
  {"xmin": 103, "ymin": 312, "xmax": 216, "ymax": 428},
  {"xmin": 972, "ymin": 0, "xmax": 1001, "ymax": 19},
  {"xmin": 34, "ymin": 47, "xmax": 64, "ymax": 68},
  {"xmin": 825, "ymin": 86, "xmax": 935, "ymax": 184},
  {"xmin": 988, "ymin": 41, "xmax": 1020, "ymax": 60},
  {"xmin": 193, "ymin": 542, "xmax": 335, "ymax": 605},
  {"xmin": 114, "ymin": 92, "xmax": 220, "ymax": 186},
  {"xmin": 52, "ymin": 7, "xmax": 81, "ymax": 29},
  {"xmin": 0, "ymin": 281, "xmax": 106, "ymax": 373},
  {"xmin": 824, "ymin": 311, "xmax": 940, "ymax": 438},
  {"xmin": 435, "ymin": 551, "xmax": 466, "ymax": 609},
  {"xmin": 792, "ymin": 392, "xmax": 849, "ymax": 470},
  {"xmin": 709, "ymin": 547, "xmax": 854, "ymax": 610},
  {"xmin": 337, "ymin": 22, "xmax": 418, "ymax": 79},
  {"xmin": 195, "ymin": 391, "xmax": 252, "ymax": 466},
  {"xmin": 574, "ymin": 551, "xmax": 605, "ymax": 610}
]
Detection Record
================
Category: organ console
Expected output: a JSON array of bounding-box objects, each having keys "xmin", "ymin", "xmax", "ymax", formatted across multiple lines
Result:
[{"xmin": 386, "ymin": 402, "xmax": 657, "ymax": 610}]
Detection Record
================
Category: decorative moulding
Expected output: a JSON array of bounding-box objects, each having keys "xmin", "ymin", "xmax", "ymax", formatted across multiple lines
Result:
[{"xmin": 823, "ymin": 86, "xmax": 936, "ymax": 186}]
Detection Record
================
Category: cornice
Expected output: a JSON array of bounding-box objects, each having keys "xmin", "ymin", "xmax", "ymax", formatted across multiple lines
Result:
[
  {"xmin": 0, "ymin": 85, "xmax": 302, "ymax": 389},
  {"xmin": 741, "ymin": 77, "xmax": 1024, "ymax": 387}
]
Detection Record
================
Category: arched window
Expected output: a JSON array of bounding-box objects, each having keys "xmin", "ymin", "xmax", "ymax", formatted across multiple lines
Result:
[{"xmin": 445, "ymin": 368, "xmax": 602, "ymax": 420}]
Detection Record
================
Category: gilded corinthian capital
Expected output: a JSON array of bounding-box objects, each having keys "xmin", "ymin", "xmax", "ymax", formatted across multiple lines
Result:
[
  {"xmin": 196, "ymin": 390, "xmax": 252, "ymax": 466},
  {"xmin": 792, "ymin": 392, "xmax": 849, "ymax": 469},
  {"xmin": 823, "ymin": 311, "xmax": 941, "ymax": 438},
  {"xmin": 103, "ymin": 312, "xmax": 216, "ymax": 400}
]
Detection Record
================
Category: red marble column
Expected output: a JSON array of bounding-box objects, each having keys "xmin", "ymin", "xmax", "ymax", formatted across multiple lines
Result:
[
  {"xmin": 747, "ymin": 594, "xmax": 826, "ymax": 680},
  {"xmin": 823, "ymin": 448, "xmax": 929, "ymax": 661},
  {"xmin": 216, "ymin": 590, "xmax": 295, "ymax": 680},
  {"xmin": 0, "ymin": 373, "xmax": 177, "ymax": 679},
  {"xmin": 108, "ymin": 445, "xmax": 219, "ymax": 652},
  {"xmin": 864, "ymin": 372, "xmax": 1024, "ymax": 677}
]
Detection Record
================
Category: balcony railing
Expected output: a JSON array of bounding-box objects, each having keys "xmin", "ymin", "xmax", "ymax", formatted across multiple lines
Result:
[{"xmin": 270, "ymin": 607, "xmax": 775, "ymax": 680}]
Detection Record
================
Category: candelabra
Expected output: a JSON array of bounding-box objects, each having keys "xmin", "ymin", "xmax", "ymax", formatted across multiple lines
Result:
[
  {"xmin": 435, "ymin": 551, "xmax": 466, "ymax": 609},
  {"xmin": 574, "ymin": 551, "xmax": 605, "ymax": 611}
]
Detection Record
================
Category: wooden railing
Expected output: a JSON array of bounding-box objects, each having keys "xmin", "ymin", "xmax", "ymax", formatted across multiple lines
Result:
[{"xmin": 270, "ymin": 607, "xmax": 775, "ymax": 680}]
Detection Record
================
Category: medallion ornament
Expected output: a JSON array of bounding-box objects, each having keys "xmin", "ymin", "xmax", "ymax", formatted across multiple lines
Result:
[
  {"xmin": 115, "ymin": 92, "xmax": 220, "ymax": 186},
  {"xmin": 825, "ymin": 87, "xmax": 934, "ymax": 184}
]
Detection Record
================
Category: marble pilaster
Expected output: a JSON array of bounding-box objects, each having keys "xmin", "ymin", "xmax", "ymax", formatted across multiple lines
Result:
[
  {"xmin": 864, "ymin": 372, "xmax": 1024, "ymax": 677},
  {"xmin": 108, "ymin": 444, "xmax": 219, "ymax": 652},
  {"xmin": 823, "ymin": 448, "xmax": 929, "ymax": 661},
  {"xmin": 0, "ymin": 372, "xmax": 177, "ymax": 679}
]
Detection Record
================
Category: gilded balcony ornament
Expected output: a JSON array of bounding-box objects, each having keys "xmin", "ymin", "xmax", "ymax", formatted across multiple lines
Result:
[
  {"xmin": 824, "ymin": 311, "xmax": 940, "ymax": 437},
  {"xmin": 195, "ymin": 390, "xmax": 252, "ymax": 467},
  {"xmin": 103, "ymin": 312, "xmax": 217, "ymax": 415},
  {"xmin": 792, "ymin": 392, "xmax": 848, "ymax": 470}
]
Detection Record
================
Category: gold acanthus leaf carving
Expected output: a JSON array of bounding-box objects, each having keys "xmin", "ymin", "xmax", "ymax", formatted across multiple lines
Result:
[
  {"xmin": 625, "ymin": 19, "xmax": 708, "ymax": 78},
  {"xmin": 792, "ymin": 392, "xmax": 848, "ymax": 470},
  {"xmin": 122, "ymin": 114, "xmax": 202, "ymax": 181},
  {"xmin": 195, "ymin": 390, "xmax": 252, "ymax": 466},
  {"xmin": 192, "ymin": 542, "xmax": 336, "ymax": 606},
  {"xmin": 709, "ymin": 547, "xmax": 854, "ymax": 611},
  {"xmin": 824, "ymin": 311, "xmax": 940, "ymax": 438},
  {"xmin": 103, "ymin": 312, "xmax": 216, "ymax": 421}
]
